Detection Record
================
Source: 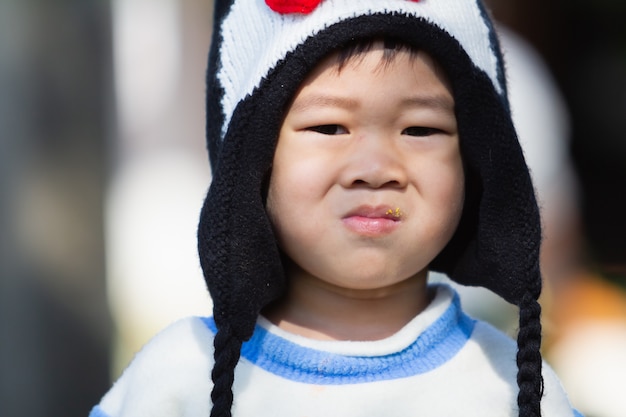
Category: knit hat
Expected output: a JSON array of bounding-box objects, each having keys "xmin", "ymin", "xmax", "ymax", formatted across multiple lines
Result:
[{"xmin": 198, "ymin": 1, "xmax": 543, "ymax": 417}]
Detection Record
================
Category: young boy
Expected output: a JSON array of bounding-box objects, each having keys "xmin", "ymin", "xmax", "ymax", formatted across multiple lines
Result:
[{"xmin": 90, "ymin": 1, "xmax": 582, "ymax": 416}]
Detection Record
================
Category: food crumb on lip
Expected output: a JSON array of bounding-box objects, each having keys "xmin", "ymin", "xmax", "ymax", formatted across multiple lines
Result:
[
  {"xmin": 385, "ymin": 207, "xmax": 402, "ymax": 219},
  {"xmin": 344, "ymin": 205, "xmax": 404, "ymax": 221}
]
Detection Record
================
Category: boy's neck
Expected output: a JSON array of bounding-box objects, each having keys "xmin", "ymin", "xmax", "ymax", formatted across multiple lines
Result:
[{"xmin": 263, "ymin": 269, "xmax": 431, "ymax": 341}]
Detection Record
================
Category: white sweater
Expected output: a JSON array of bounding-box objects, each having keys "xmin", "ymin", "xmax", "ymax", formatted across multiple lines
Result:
[{"xmin": 90, "ymin": 285, "xmax": 582, "ymax": 417}]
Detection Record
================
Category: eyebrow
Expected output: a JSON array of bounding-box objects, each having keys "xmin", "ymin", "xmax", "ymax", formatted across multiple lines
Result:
[
  {"xmin": 289, "ymin": 94, "xmax": 359, "ymax": 113},
  {"xmin": 290, "ymin": 93, "xmax": 454, "ymax": 114},
  {"xmin": 402, "ymin": 95, "xmax": 455, "ymax": 113}
]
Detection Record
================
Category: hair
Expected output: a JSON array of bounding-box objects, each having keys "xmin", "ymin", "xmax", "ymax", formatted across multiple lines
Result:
[{"xmin": 335, "ymin": 38, "xmax": 419, "ymax": 70}]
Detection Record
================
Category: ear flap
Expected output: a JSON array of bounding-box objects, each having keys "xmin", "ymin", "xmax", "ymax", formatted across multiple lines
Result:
[
  {"xmin": 198, "ymin": 97, "xmax": 286, "ymax": 340},
  {"xmin": 430, "ymin": 65, "xmax": 542, "ymax": 305}
]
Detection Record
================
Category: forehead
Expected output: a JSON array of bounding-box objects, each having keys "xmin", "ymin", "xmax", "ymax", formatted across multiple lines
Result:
[{"xmin": 292, "ymin": 45, "xmax": 454, "ymax": 106}]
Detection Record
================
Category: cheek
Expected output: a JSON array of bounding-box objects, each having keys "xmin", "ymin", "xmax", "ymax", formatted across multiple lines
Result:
[
  {"xmin": 265, "ymin": 174, "xmax": 322, "ymax": 271},
  {"xmin": 265, "ymin": 160, "xmax": 324, "ymax": 240},
  {"xmin": 445, "ymin": 176, "xmax": 465, "ymax": 237},
  {"xmin": 442, "ymin": 158, "xmax": 466, "ymax": 235},
  {"xmin": 440, "ymin": 161, "xmax": 465, "ymax": 211},
  {"xmin": 269, "ymin": 153, "xmax": 333, "ymax": 204},
  {"xmin": 419, "ymin": 153, "xmax": 465, "ymax": 235},
  {"xmin": 417, "ymin": 149, "xmax": 464, "ymax": 197},
  {"xmin": 265, "ymin": 181, "xmax": 293, "ymax": 255}
]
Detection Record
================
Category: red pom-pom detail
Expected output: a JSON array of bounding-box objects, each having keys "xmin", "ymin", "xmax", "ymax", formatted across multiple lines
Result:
[
  {"xmin": 266, "ymin": 0, "xmax": 420, "ymax": 15},
  {"xmin": 265, "ymin": 0, "xmax": 323, "ymax": 14}
]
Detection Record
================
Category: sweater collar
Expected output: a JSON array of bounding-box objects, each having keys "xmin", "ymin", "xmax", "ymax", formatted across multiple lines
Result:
[{"xmin": 205, "ymin": 285, "xmax": 475, "ymax": 384}]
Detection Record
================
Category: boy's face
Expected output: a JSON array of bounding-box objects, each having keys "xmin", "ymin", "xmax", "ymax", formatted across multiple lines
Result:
[{"xmin": 267, "ymin": 45, "xmax": 464, "ymax": 292}]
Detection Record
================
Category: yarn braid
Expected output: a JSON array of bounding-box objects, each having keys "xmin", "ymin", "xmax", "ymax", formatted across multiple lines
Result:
[
  {"xmin": 516, "ymin": 290, "xmax": 544, "ymax": 417},
  {"xmin": 210, "ymin": 325, "xmax": 243, "ymax": 417}
]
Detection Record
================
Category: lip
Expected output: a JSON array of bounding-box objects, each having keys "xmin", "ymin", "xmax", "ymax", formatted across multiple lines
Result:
[{"xmin": 342, "ymin": 205, "xmax": 402, "ymax": 236}]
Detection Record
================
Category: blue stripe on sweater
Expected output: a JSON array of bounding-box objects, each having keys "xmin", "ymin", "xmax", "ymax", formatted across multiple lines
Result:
[{"xmin": 202, "ymin": 294, "xmax": 475, "ymax": 384}]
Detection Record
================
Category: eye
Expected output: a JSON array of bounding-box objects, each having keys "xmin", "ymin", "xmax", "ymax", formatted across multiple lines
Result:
[
  {"xmin": 402, "ymin": 126, "xmax": 443, "ymax": 137},
  {"xmin": 307, "ymin": 124, "xmax": 348, "ymax": 135}
]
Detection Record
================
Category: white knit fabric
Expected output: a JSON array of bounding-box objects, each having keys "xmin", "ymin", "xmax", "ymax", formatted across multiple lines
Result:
[
  {"xmin": 217, "ymin": 0, "xmax": 502, "ymax": 138},
  {"xmin": 90, "ymin": 286, "xmax": 580, "ymax": 417}
]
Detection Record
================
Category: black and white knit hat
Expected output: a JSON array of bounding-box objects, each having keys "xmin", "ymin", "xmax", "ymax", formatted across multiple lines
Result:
[{"xmin": 198, "ymin": 1, "xmax": 543, "ymax": 416}]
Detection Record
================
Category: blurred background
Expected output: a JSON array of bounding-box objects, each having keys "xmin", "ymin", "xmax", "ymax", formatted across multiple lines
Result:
[{"xmin": 0, "ymin": 1, "xmax": 624, "ymax": 417}]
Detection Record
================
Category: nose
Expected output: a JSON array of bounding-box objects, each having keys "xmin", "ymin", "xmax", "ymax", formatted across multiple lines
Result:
[{"xmin": 339, "ymin": 135, "xmax": 408, "ymax": 189}]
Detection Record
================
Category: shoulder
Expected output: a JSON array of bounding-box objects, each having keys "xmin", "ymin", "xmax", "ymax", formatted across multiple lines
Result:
[
  {"xmin": 120, "ymin": 316, "xmax": 216, "ymax": 375},
  {"xmin": 541, "ymin": 361, "xmax": 585, "ymax": 417},
  {"xmin": 93, "ymin": 316, "xmax": 216, "ymax": 417},
  {"xmin": 466, "ymin": 319, "xmax": 581, "ymax": 416}
]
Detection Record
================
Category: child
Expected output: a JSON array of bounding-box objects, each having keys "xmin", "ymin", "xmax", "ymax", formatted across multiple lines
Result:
[{"xmin": 90, "ymin": 1, "xmax": 582, "ymax": 416}]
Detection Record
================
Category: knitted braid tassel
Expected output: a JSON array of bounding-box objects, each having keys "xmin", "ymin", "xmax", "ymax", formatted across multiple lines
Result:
[
  {"xmin": 516, "ymin": 289, "xmax": 544, "ymax": 417},
  {"xmin": 210, "ymin": 326, "xmax": 242, "ymax": 417}
]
